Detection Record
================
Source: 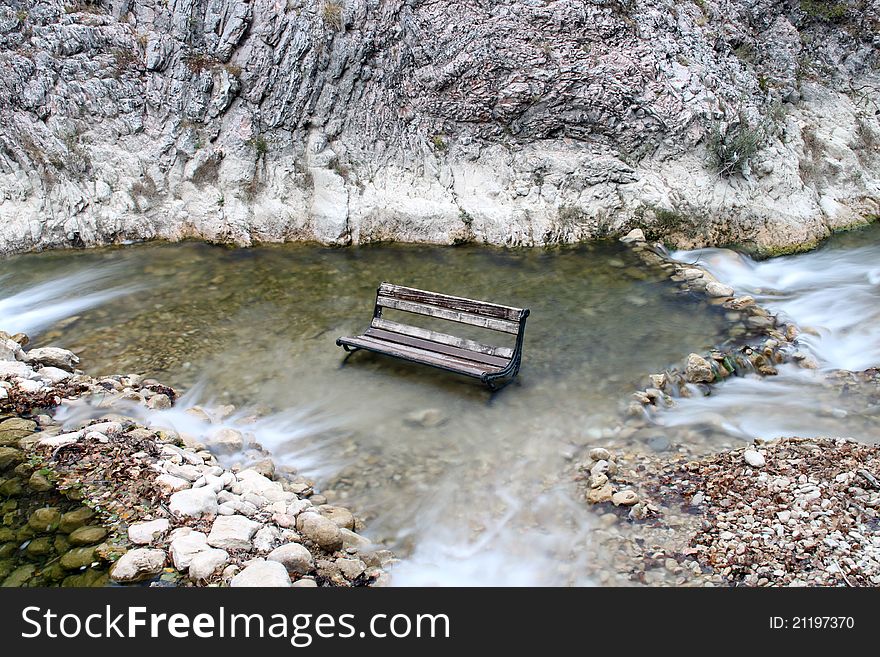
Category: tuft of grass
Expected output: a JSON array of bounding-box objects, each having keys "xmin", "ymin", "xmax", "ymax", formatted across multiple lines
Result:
[
  {"xmin": 249, "ymin": 136, "xmax": 269, "ymax": 157},
  {"xmin": 430, "ymin": 134, "xmax": 447, "ymax": 152},
  {"xmin": 322, "ymin": 1, "xmax": 344, "ymax": 30},
  {"xmin": 184, "ymin": 52, "xmax": 219, "ymax": 74},
  {"xmin": 706, "ymin": 114, "xmax": 764, "ymax": 177},
  {"xmin": 65, "ymin": 1, "xmax": 104, "ymax": 14},
  {"xmin": 112, "ymin": 48, "xmax": 139, "ymax": 71}
]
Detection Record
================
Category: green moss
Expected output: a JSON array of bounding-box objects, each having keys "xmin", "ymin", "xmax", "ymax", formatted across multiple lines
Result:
[{"xmin": 800, "ymin": 0, "xmax": 848, "ymax": 22}]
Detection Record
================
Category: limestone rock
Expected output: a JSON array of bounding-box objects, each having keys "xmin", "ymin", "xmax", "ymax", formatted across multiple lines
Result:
[
  {"xmin": 230, "ymin": 560, "xmax": 291, "ymax": 588},
  {"xmin": 169, "ymin": 487, "xmax": 218, "ymax": 518},
  {"xmin": 206, "ymin": 515, "xmax": 261, "ymax": 551},
  {"xmin": 128, "ymin": 519, "xmax": 170, "ymax": 545},
  {"xmin": 296, "ymin": 512, "xmax": 343, "ymax": 552},
  {"xmin": 22, "ymin": 347, "xmax": 80, "ymax": 372},
  {"xmin": 188, "ymin": 549, "xmax": 229, "ymax": 581},
  {"xmin": 685, "ymin": 353, "xmax": 715, "ymax": 384},
  {"xmin": 267, "ymin": 542, "xmax": 314, "ymax": 575},
  {"xmin": 110, "ymin": 548, "xmax": 166, "ymax": 583}
]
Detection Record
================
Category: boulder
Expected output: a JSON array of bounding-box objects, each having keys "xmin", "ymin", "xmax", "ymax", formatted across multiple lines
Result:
[
  {"xmin": 22, "ymin": 347, "xmax": 80, "ymax": 371},
  {"xmin": 28, "ymin": 507, "xmax": 61, "ymax": 532},
  {"xmin": 206, "ymin": 514, "xmax": 261, "ymax": 551},
  {"xmin": 170, "ymin": 530, "xmax": 209, "ymax": 570},
  {"xmin": 58, "ymin": 506, "xmax": 95, "ymax": 533},
  {"xmin": 69, "ymin": 525, "xmax": 108, "ymax": 546},
  {"xmin": 128, "ymin": 519, "xmax": 170, "ymax": 545},
  {"xmin": 296, "ymin": 512, "xmax": 343, "ymax": 552},
  {"xmin": 318, "ymin": 505, "xmax": 355, "ymax": 530},
  {"xmin": 267, "ymin": 542, "xmax": 313, "ymax": 574},
  {"xmin": 230, "ymin": 560, "xmax": 291, "ymax": 587},
  {"xmin": 169, "ymin": 486, "xmax": 218, "ymax": 517},
  {"xmin": 188, "ymin": 548, "xmax": 229, "ymax": 581},
  {"xmin": 685, "ymin": 353, "xmax": 714, "ymax": 383},
  {"xmin": 110, "ymin": 548, "xmax": 166, "ymax": 583}
]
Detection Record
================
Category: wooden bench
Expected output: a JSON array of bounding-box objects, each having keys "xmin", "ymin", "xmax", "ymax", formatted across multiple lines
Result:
[{"xmin": 336, "ymin": 282, "xmax": 529, "ymax": 390}]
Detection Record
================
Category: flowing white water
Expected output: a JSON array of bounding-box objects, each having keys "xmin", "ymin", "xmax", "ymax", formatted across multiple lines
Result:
[
  {"xmin": 674, "ymin": 240, "xmax": 880, "ymax": 370},
  {"xmin": 0, "ymin": 268, "xmax": 138, "ymax": 336},
  {"xmin": 665, "ymin": 229, "xmax": 880, "ymax": 444}
]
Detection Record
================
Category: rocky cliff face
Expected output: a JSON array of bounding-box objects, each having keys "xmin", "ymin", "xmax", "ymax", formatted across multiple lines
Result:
[{"xmin": 1, "ymin": 0, "xmax": 879, "ymax": 255}]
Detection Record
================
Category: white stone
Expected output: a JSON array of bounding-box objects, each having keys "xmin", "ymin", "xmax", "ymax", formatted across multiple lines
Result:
[
  {"xmin": 208, "ymin": 428, "xmax": 244, "ymax": 453},
  {"xmin": 612, "ymin": 489, "xmax": 640, "ymax": 506},
  {"xmin": 110, "ymin": 548, "xmax": 166, "ymax": 583},
  {"xmin": 705, "ymin": 281, "xmax": 735, "ymax": 298},
  {"xmin": 166, "ymin": 463, "xmax": 202, "ymax": 481},
  {"xmin": 296, "ymin": 512, "xmax": 343, "ymax": 551},
  {"xmin": 170, "ymin": 531, "xmax": 209, "ymax": 570},
  {"xmin": 38, "ymin": 431, "xmax": 82, "ymax": 448},
  {"xmin": 236, "ymin": 469, "xmax": 282, "ymax": 496},
  {"xmin": 0, "ymin": 361, "xmax": 33, "ymax": 379},
  {"xmin": 188, "ymin": 548, "xmax": 229, "ymax": 581},
  {"xmin": 37, "ymin": 366, "xmax": 72, "ymax": 384},
  {"xmin": 22, "ymin": 347, "xmax": 80, "ymax": 371},
  {"xmin": 336, "ymin": 557, "xmax": 366, "ymax": 580},
  {"xmin": 230, "ymin": 560, "xmax": 291, "ymax": 587},
  {"xmin": 744, "ymin": 449, "xmax": 766, "ymax": 468},
  {"xmin": 86, "ymin": 421, "xmax": 124, "ymax": 435},
  {"xmin": 156, "ymin": 474, "xmax": 191, "ymax": 494},
  {"xmin": 16, "ymin": 379, "xmax": 43, "ymax": 393},
  {"xmin": 620, "ymin": 228, "xmax": 645, "ymax": 243},
  {"xmin": 339, "ymin": 528, "xmax": 373, "ymax": 551},
  {"xmin": 128, "ymin": 519, "xmax": 170, "ymax": 545},
  {"xmin": 267, "ymin": 542, "xmax": 313, "ymax": 574},
  {"xmin": 0, "ymin": 338, "xmax": 22, "ymax": 361},
  {"xmin": 317, "ymin": 505, "xmax": 355, "ymax": 530},
  {"xmin": 253, "ymin": 525, "xmax": 282, "ymax": 553},
  {"xmin": 169, "ymin": 486, "xmax": 218, "ymax": 517},
  {"xmin": 206, "ymin": 514, "xmax": 261, "ymax": 550}
]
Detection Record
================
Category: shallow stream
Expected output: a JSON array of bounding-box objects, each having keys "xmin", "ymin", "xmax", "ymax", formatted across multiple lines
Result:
[{"xmin": 1, "ymin": 226, "xmax": 878, "ymax": 585}]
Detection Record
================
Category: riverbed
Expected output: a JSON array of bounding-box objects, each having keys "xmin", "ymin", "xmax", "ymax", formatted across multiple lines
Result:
[{"xmin": 1, "ymin": 226, "xmax": 878, "ymax": 586}]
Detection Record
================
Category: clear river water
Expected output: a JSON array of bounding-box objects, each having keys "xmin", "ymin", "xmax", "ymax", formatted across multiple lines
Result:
[{"xmin": 1, "ymin": 225, "xmax": 878, "ymax": 585}]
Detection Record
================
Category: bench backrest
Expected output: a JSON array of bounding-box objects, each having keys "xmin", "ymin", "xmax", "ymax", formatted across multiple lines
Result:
[{"xmin": 370, "ymin": 282, "xmax": 529, "ymax": 361}]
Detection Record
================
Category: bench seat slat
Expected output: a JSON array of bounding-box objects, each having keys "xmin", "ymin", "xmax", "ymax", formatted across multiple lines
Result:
[
  {"xmin": 370, "ymin": 318, "xmax": 515, "ymax": 360},
  {"xmin": 378, "ymin": 283, "xmax": 524, "ymax": 322},
  {"xmin": 364, "ymin": 327, "xmax": 511, "ymax": 368},
  {"xmin": 377, "ymin": 295, "xmax": 521, "ymax": 334},
  {"xmin": 337, "ymin": 335, "xmax": 505, "ymax": 378}
]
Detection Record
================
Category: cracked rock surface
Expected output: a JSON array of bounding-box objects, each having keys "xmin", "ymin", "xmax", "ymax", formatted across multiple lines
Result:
[{"xmin": 1, "ymin": 0, "xmax": 879, "ymax": 255}]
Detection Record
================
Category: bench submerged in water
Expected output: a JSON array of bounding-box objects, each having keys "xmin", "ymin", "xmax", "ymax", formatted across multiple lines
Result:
[{"xmin": 336, "ymin": 282, "xmax": 529, "ymax": 390}]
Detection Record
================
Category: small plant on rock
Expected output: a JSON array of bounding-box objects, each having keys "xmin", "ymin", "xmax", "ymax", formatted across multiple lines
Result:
[
  {"xmin": 706, "ymin": 114, "xmax": 764, "ymax": 177},
  {"xmin": 322, "ymin": 1, "xmax": 344, "ymax": 30}
]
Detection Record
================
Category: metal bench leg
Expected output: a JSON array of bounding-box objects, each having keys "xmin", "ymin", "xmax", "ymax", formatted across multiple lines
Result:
[{"xmin": 337, "ymin": 342, "xmax": 360, "ymax": 365}]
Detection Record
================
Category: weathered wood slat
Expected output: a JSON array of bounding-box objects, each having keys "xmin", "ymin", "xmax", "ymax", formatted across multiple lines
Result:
[
  {"xmin": 378, "ymin": 282, "xmax": 524, "ymax": 322},
  {"xmin": 370, "ymin": 317, "xmax": 515, "ymax": 360},
  {"xmin": 364, "ymin": 327, "xmax": 511, "ymax": 368},
  {"xmin": 338, "ymin": 335, "xmax": 504, "ymax": 377},
  {"xmin": 376, "ymin": 295, "xmax": 521, "ymax": 334}
]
